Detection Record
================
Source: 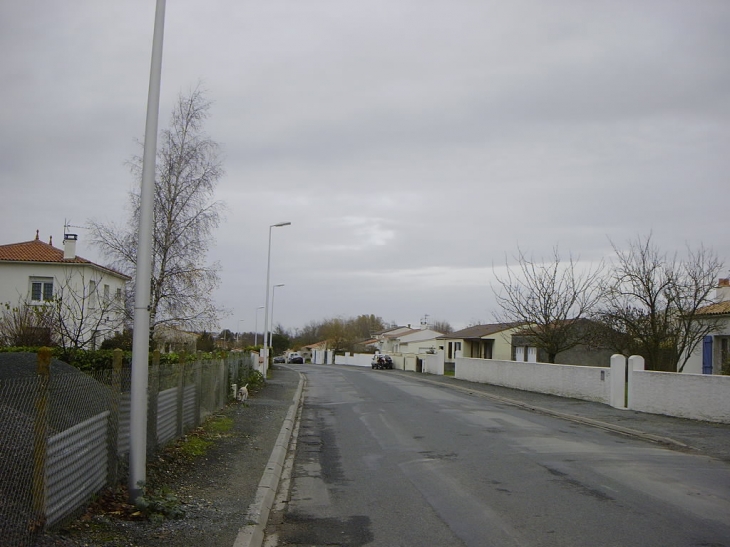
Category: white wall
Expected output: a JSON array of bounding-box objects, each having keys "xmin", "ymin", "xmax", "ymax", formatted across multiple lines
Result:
[
  {"xmin": 630, "ymin": 370, "xmax": 730, "ymax": 423},
  {"xmin": 456, "ymin": 358, "xmax": 611, "ymax": 404},
  {"xmin": 322, "ymin": 351, "xmax": 730, "ymax": 424},
  {"xmin": 423, "ymin": 352, "xmax": 444, "ymax": 375},
  {"xmin": 334, "ymin": 352, "xmax": 371, "ymax": 367}
]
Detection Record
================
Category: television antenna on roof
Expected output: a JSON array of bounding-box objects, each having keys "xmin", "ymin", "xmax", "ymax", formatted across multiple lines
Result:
[{"xmin": 63, "ymin": 219, "xmax": 85, "ymax": 236}]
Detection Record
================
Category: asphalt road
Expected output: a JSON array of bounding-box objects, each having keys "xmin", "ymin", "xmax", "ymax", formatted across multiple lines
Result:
[{"xmin": 264, "ymin": 364, "xmax": 730, "ymax": 547}]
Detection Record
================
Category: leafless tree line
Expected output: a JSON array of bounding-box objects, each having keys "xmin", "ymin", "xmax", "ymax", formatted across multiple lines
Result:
[{"xmin": 493, "ymin": 234, "xmax": 724, "ymax": 371}]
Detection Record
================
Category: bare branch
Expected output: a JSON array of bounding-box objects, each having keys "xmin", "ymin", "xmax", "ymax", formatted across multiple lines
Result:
[{"xmin": 492, "ymin": 246, "xmax": 604, "ymax": 363}]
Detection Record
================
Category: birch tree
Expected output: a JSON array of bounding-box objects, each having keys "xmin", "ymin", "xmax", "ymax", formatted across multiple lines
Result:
[{"xmin": 89, "ymin": 86, "xmax": 225, "ymax": 341}]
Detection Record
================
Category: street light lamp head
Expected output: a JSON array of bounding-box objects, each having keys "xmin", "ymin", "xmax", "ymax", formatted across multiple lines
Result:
[{"xmin": 273, "ymin": 221, "xmax": 291, "ymax": 227}]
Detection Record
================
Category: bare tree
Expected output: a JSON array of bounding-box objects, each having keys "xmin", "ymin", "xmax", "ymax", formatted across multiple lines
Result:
[
  {"xmin": 492, "ymin": 247, "xmax": 604, "ymax": 363},
  {"xmin": 430, "ymin": 319, "xmax": 453, "ymax": 334},
  {"xmin": 595, "ymin": 234, "xmax": 723, "ymax": 372},
  {"xmin": 51, "ymin": 269, "xmax": 125, "ymax": 350},
  {"xmin": 0, "ymin": 298, "xmax": 56, "ymax": 347},
  {"xmin": 0, "ymin": 270, "xmax": 124, "ymax": 350},
  {"xmin": 89, "ymin": 85, "xmax": 225, "ymax": 341},
  {"xmin": 320, "ymin": 317, "xmax": 353, "ymax": 354}
]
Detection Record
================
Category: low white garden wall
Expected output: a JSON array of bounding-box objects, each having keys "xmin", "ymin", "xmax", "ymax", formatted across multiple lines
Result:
[
  {"xmin": 423, "ymin": 352, "xmax": 445, "ymax": 375},
  {"xmin": 334, "ymin": 352, "xmax": 371, "ymax": 367},
  {"xmin": 327, "ymin": 352, "xmax": 730, "ymax": 424},
  {"xmin": 630, "ymin": 370, "xmax": 730, "ymax": 423},
  {"xmin": 456, "ymin": 358, "xmax": 611, "ymax": 404}
]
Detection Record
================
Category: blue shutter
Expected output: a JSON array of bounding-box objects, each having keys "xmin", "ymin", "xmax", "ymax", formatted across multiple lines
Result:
[{"xmin": 702, "ymin": 336, "xmax": 713, "ymax": 374}]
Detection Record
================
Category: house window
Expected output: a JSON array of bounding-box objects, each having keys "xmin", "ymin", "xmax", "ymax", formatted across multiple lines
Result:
[
  {"xmin": 89, "ymin": 280, "xmax": 97, "ymax": 308},
  {"xmin": 104, "ymin": 284, "xmax": 110, "ymax": 300},
  {"xmin": 116, "ymin": 287, "xmax": 122, "ymax": 300},
  {"xmin": 30, "ymin": 278, "xmax": 54, "ymax": 302}
]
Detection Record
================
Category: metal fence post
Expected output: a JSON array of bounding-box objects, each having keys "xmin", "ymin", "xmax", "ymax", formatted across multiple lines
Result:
[
  {"xmin": 194, "ymin": 358, "xmax": 202, "ymax": 427},
  {"xmin": 146, "ymin": 349, "xmax": 160, "ymax": 456},
  {"xmin": 32, "ymin": 347, "xmax": 51, "ymax": 529},
  {"xmin": 108, "ymin": 349, "xmax": 123, "ymax": 487},
  {"xmin": 176, "ymin": 353, "xmax": 187, "ymax": 437}
]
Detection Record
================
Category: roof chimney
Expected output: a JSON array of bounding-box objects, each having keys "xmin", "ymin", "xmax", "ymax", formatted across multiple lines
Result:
[
  {"xmin": 63, "ymin": 233, "xmax": 78, "ymax": 260},
  {"xmin": 717, "ymin": 278, "xmax": 730, "ymax": 303}
]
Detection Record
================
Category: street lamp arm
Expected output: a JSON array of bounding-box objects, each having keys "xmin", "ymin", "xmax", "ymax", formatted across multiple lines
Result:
[{"xmin": 263, "ymin": 221, "xmax": 291, "ymax": 376}]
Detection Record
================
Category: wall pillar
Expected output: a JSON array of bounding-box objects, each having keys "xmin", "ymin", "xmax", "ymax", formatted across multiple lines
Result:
[
  {"xmin": 610, "ymin": 354, "xmax": 627, "ymax": 409},
  {"xmin": 627, "ymin": 355, "xmax": 645, "ymax": 410}
]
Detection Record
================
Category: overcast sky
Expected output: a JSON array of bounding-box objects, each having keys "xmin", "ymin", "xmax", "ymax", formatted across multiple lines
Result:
[{"xmin": 2, "ymin": 1, "xmax": 728, "ymax": 334}]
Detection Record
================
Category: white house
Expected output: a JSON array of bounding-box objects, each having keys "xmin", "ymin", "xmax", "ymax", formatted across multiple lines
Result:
[
  {"xmin": 373, "ymin": 326, "xmax": 416, "ymax": 354},
  {"xmin": 685, "ymin": 278, "xmax": 730, "ymax": 375},
  {"xmin": 0, "ymin": 231, "xmax": 130, "ymax": 349},
  {"xmin": 392, "ymin": 328, "xmax": 444, "ymax": 354},
  {"xmin": 438, "ymin": 323, "xmax": 525, "ymax": 368}
]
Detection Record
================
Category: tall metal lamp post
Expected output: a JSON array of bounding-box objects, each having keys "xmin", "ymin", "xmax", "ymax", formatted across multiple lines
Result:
[
  {"xmin": 269, "ymin": 284, "xmax": 285, "ymax": 353},
  {"xmin": 263, "ymin": 222, "xmax": 290, "ymax": 377},
  {"xmin": 254, "ymin": 305, "xmax": 264, "ymax": 346},
  {"xmin": 129, "ymin": 0, "xmax": 166, "ymax": 504}
]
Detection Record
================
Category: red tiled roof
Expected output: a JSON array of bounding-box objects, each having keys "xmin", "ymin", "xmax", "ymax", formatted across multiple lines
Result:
[
  {"xmin": 0, "ymin": 237, "xmax": 90, "ymax": 264},
  {"xmin": 696, "ymin": 301, "xmax": 730, "ymax": 316},
  {"xmin": 0, "ymin": 233, "xmax": 130, "ymax": 279}
]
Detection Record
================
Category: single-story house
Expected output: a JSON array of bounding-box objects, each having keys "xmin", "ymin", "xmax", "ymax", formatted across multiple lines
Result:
[
  {"xmin": 510, "ymin": 318, "xmax": 615, "ymax": 367},
  {"xmin": 685, "ymin": 278, "xmax": 730, "ymax": 375},
  {"xmin": 373, "ymin": 326, "xmax": 417, "ymax": 354},
  {"xmin": 438, "ymin": 323, "xmax": 525, "ymax": 368},
  {"xmin": 391, "ymin": 328, "xmax": 444, "ymax": 354}
]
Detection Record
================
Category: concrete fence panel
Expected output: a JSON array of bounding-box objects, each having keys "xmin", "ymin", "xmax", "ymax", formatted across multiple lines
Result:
[
  {"xmin": 423, "ymin": 352, "xmax": 445, "ymax": 375},
  {"xmin": 334, "ymin": 353, "xmax": 371, "ymax": 367},
  {"xmin": 456, "ymin": 358, "xmax": 611, "ymax": 404},
  {"xmin": 46, "ymin": 411, "xmax": 109, "ymax": 526},
  {"xmin": 629, "ymin": 370, "xmax": 730, "ymax": 423}
]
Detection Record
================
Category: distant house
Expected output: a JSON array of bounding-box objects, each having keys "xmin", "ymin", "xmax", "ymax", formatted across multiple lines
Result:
[
  {"xmin": 392, "ymin": 328, "xmax": 444, "ymax": 354},
  {"xmin": 154, "ymin": 325, "xmax": 198, "ymax": 354},
  {"xmin": 0, "ymin": 231, "xmax": 130, "ymax": 349},
  {"xmin": 355, "ymin": 337, "xmax": 379, "ymax": 352},
  {"xmin": 685, "ymin": 278, "xmax": 730, "ymax": 375},
  {"xmin": 510, "ymin": 318, "xmax": 615, "ymax": 367},
  {"xmin": 373, "ymin": 326, "xmax": 417, "ymax": 354},
  {"xmin": 438, "ymin": 323, "xmax": 524, "ymax": 370}
]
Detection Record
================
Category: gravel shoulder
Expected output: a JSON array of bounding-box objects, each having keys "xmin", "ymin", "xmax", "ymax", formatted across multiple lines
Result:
[{"xmin": 37, "ymin": 365, "xmax": 300, "ymax": 547}]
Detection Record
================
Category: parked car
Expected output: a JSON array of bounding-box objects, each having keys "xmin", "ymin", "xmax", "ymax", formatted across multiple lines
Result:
[
  {"xmin": 371, "ymin": 354, "xmax": 393, "ymax": 370},
  {"xmin": 273, "ymin": 355, "xmax": 285, "ymax": 363},
  {"xmin": 288, "ymin": 355, "xmax": 304, "ymax": 364}
]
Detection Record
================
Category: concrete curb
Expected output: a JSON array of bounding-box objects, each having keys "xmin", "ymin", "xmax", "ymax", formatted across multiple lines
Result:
[{"xmin": 233, "ymin": 368, "xmax": 305, "ymax": 547}]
